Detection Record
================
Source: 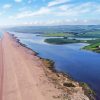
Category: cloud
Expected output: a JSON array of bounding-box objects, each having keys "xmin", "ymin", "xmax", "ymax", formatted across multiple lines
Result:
[
  {"xmin": 10, "ymin": 7, "xmax": 51, "ymax": 19},
  {"xmin": 53, "ymin": 2, "xmax": 100, "ymax": 17},
  {"xmin": 14, "ymin": 0, "xmax": 22, "ymax": 3},
  {"xmin": 7, "ymin": 1, "xmax": 100, "ymax": 25},
  {"xmin": 48, "ymin": 0, "xmax": 70, "ymax": 7},
  {"xmin": 9, "ymin": 2, "xmax": 100, "ymax": 19},
  {"xmin": 3, "ymin": 4, "xmax": 12, "ymax": 9}
]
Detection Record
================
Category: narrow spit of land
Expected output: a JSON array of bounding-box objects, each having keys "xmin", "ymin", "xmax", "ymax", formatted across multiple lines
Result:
[
  {"xmin": 0, "ymin": 33, "xmax": 92, "ymax": 100},
  {"xmin": 0, "ymin": 39, "xmax": 3, "ymax": 100}
]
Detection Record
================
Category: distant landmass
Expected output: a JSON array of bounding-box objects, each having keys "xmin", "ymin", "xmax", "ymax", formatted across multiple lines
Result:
[{"xmin": 3, "ymin": 25, "xmax": 100, "ymax": 34}]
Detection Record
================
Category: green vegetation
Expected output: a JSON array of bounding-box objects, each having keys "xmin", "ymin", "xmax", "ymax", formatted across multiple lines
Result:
[
  {"xmin": 76, "ymin": 31, "xmax": 100, "ymax": 38},
  {"xmin": 45, "ymin": 38, "xmax": 82, "ymax": 44},
  {"xmin": 79, "ymin": 82, "xmax": 95, "ymax": 99},
  {"xmin": 45, "ymin": 38, "xmax": 100, "ymax": 53},
  {"xmin": 83, "ymin": 44, "xmax": 100, "ymax": 53},
  {"xmin": 86, "ymin": 38, "xmax": 100, "ymax": 44},
  {"xmin": 42, "ymin": 32, "xmax": 100, "ymax": 53},
  {"xmin": 41, "ymin": 31, "xmax": 100, "ymax": 38},
  {"xmin": 41, "ymin": 32, "xmax": 74, "ymax": 37},
  {"xmin": 82, "ymin": 39, "xmax": 100, "ymax": 53},
  {"xmin": 45, "ymin": 37, "xmax": 100, "ymax": 53}
]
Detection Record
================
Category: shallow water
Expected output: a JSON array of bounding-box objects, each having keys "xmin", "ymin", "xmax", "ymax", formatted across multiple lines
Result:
[{"xmin": 11, "ymin": 32, "xmax": 100, "ymax": 100}]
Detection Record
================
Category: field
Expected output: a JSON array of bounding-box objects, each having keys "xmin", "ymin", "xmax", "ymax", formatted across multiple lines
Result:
[
  {"xmin": 76, "ymin": 31, "xmax": 100, "ymax": 38},
  {"xmin": 83, "ymin": 39, "xmax": 100, "ymax": 53},
  {"xmin": 41, "ymin": 33, "xmax": 74, "ymax": 37}
]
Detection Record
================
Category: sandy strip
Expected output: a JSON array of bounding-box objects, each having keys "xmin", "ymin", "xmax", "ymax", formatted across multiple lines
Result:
[
  {"xmin": 0, "ymin": 40, "xmax": 3, "ymax": 100},
  {"xmin": 1, "ymin": 33, "xmax": 63, "ymax": 100},
  {"xmin": 0, "ymin": 32, "xmax": 91, "ymax": 100}
]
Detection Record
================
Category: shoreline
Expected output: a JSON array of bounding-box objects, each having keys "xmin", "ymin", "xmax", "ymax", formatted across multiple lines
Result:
[
  {"xmin": 83, "ymin": 45, "xmax": 100, "ymax": 53},
  {"xmin": 44, "ymin": 37, "xmax": 100, "ymax": 54},
  {"xmin": 10, "ymin": 32, "xmax": 95, "ymax": 100}
]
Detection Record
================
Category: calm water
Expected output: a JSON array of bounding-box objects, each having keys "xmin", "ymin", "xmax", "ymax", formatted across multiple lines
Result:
[
  {"xmin": 0, "ymin": 32, "xmax": 3, "ymax": 38},
  {"xmin": 11, "ymin": 32, "xmax": 100, "ymax": 100}
]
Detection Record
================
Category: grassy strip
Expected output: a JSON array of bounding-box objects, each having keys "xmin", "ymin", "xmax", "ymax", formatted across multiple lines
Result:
[
  {"xmin": 76, "ymin": 31, "xmax": 100, "ymax": 38},
  {"xmin": 83, "ymin": 39, "xmax": 100, "ymax": 53},
  {"xmin": 45, "ymin": 38, "xmax": 82, "ymax": 44},
  {"xmin": 41, "ymin": 33, "xmax": 74, "ymax": 37}
]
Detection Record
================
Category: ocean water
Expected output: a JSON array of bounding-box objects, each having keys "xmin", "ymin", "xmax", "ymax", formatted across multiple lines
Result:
[{"xmin": 11, "ymin": 32, "xmax": 100, "ymax": 100}]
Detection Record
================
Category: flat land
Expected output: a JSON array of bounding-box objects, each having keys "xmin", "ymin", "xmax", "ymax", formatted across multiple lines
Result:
[
  {"xmin": 41, "ymin": 33, "xmax": 74, "ymax": 37},
  {"xmin": 0, "ymin": 33, "xmax": 62, "ymax": 100}
]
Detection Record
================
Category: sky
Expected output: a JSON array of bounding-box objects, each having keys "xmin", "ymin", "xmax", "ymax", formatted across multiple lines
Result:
[{"xmin": 0, "ymin": 0, "xmax": 100, "ymax": 26}]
